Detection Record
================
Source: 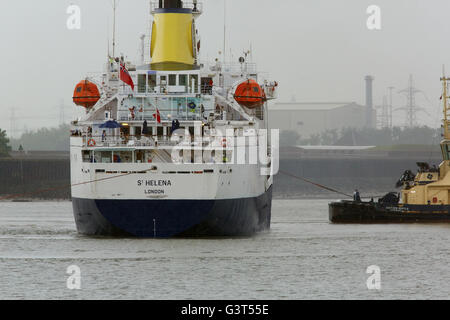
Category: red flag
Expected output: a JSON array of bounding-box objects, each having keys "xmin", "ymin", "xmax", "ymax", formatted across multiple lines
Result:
[
  {"xmin": 120, "ymin": 63, "xmax": 134, "ymax": 91},
  {"xmin": 153, "ymin": 108, "xmax": 161, "ymax": 124}
]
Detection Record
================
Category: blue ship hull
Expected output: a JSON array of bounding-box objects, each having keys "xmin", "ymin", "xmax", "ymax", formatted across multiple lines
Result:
[{"xmin": 72, "ymin": 186, "xmax": 272, "ymax": 238}]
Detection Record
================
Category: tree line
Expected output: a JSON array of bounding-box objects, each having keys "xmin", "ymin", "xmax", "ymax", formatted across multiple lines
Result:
[
  {"xmin": 9, "ymin": 125, "xmax": 70, "ymax": 152},
  {"xmin": 0, "ymin": 129, "xmax": 11, "ymax": 157}
]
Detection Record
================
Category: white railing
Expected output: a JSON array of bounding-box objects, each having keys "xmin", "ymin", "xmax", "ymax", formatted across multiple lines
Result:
[
  {"xmin": 80, "ymin": 135, "xmax": 179, "ymax": 148},
  {"xmin": 78, "ymin": 135, "xmax": 226, "ymax": 149},
  {"xmin": 119, "ymin": 84, "xmax": 207, "ymax": 96},
  {"xmin": 208, "ymin": 62, "xmax": 258, "ymax": 75}
]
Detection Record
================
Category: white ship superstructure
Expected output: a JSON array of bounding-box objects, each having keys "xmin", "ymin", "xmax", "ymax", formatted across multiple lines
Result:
[{"xmin": 70, "ymin": 0, "xmax": 278, "ymax": 237}]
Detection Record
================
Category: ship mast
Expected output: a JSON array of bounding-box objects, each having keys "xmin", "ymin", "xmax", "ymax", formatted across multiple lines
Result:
[
  {"xmin": 112, "ymin": 0, "xmax": 117, "ymax": 58},
  {"xmin": 441, "ymin": 68, "xmax": 450, "ymax": 140},
  {"xmin": 223, "ymin": 0, "xmax": 227, "ymax": 63}
]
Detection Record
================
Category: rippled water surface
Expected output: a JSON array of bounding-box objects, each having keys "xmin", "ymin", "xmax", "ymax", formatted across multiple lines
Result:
[{"xmin": 0, "ymin": 200, "xmax": 449, "ymax": 300}]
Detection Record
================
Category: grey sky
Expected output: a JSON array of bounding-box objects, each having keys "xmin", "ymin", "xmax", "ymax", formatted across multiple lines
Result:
[{"xmin": 1, "ymin": 0, "xmax": 450, "ymax": 136}]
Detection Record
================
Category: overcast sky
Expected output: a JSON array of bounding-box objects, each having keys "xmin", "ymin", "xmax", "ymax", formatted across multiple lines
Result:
[{"xmin": 1, "ymin": 0, "xmax": 450, "ymax": 136}]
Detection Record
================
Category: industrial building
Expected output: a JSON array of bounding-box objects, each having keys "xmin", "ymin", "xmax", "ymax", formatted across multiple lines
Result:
[
  {"xmin": 268, "ymin": 102, "xmax": 376, "ymax": 138},
  {"xmin": 269, "ymin": 76, "xmax": 377, "ymax": 139}
]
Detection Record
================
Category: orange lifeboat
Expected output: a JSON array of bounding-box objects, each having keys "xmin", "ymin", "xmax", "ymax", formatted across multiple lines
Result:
[
  {"xmin": 73, "ymin": 80, "xmax": 100, "ymax": 108},
  {"xmin": 234, "ymin": 79, "xmax": 266, "ymax": 109}
]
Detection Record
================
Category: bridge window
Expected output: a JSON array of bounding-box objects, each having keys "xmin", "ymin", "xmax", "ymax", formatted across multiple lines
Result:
[
  {"xmin": 179, "ymin": 74, "xmax": 187, "ymax": 86},
  {"xmin": 138, "ymin": 74, "xmax": 146, "ymax": 93},
  {"xmin": 169, "ymin": 74, "xmax": 177, "ymax": 86},
  {"xmin": 148, "ymin": 74, "xmax": 157, "ymax": 90}
]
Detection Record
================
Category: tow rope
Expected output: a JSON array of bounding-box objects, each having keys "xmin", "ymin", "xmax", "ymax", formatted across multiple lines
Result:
[{"xmin": 279, "ymin": 170, "xmax": 353, "ymax": 198}]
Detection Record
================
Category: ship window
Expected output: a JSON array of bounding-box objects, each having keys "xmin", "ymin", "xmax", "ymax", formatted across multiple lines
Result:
[
  {"xmin": 169, "ymin": 74, "xmax": 177, "ymax": 86},
  {"xmin": 179, "ymin": 74, "xmax": 187, "ymax": 86},
  {"xmin": 76, "ymin": 87, "xmax": 82, "ymax": 92},
  {"xmin": 135, "ymin": 150, "xmax": 144, "ymax": 163},
  {"xmin": 134, "ymin": 126, "xmax": 142, "ymax": 139},
  {"xmin": 442, "ymin": 144, "xmax": 450, "ymax": 160},
  {"xmin": 138, "ymin": 74, "xmax": 147, "ymax": 93},
  {"xmin": 148, "ymin": 74, "xmax": 156, "ymax": 90},
  {"xmin": 253, "ymin": 87, "xmax": 259, "ymax": 93},
  {"xmin": 82, "ymin": 150, "xmax": 91, "ymax": 162},
  {"xmin": 144, "ymin": 150, "xmax": 155, "ymax": 163},
  {"xmin": 115, "ymin": 151, "xmax": 132, "ymax": 163},
  {"xmin": 98, "ymin": 151, "xmax": 112, "ymax": 163}
]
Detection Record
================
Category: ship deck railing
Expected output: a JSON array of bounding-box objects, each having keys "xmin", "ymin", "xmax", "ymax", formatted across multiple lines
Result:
[
  {"xmin": 209, "ymin": 62, "xmax": 258, "ymax": 75},
  {"xmin": 75, "ymin": 135, "xmax": 232, "ymax": 149},
  {"xmin": 76, "ymin": 135, "xmax": 177, "ymax": 148},
  {"xmin": 119, "ymin": 84, "xmax": 213, "ymax": 96}
]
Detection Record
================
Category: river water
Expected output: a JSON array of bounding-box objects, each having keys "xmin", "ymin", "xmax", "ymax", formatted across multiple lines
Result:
[{"xmin": 0, "ymin": 200, "xmax": 449, "ymax": 300}]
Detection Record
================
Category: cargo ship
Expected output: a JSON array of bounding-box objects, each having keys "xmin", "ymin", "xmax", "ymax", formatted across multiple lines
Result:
[
  {"xmin": 329, "ymin": 74, "xmax": 450, "ymax": 223},
  {"xmin": 69, "ymin": 0, "xmax": 278, "ymax": 237}
]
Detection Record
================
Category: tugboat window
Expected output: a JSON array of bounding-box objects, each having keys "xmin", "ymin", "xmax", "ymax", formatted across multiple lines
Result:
[{"xmin": 442, "ymin": 143, "xmax": 450, "ymax": 160}]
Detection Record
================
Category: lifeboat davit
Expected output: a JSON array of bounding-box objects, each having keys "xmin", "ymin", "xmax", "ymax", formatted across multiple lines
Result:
[
  {"xmin": 234, "ymin": 79, "xmax": 266, "ymax": 109},
  {"xmin": 73, "ymin": 80, "xmax": 100, "ymax": 108}
]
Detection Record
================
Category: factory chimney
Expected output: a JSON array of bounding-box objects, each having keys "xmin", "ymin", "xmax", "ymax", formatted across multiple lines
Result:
[{"xmin": 365, "ymin": 75, "xmax": 374, "ymax": 128}]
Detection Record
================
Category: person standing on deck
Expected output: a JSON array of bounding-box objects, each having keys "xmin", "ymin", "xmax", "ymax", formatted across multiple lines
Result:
[
  {"xmin": 353, "ymin": 189, "xmax": 361, "ymax": 203},
  {"xmin": 142, "ymin": 120, "xmax": 149, "ymax": 137}
]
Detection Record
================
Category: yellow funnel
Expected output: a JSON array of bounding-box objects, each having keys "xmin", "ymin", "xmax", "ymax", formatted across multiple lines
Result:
[{"xmin": 150, "ymin": 11, "xmax": 195, "ymax": 71}]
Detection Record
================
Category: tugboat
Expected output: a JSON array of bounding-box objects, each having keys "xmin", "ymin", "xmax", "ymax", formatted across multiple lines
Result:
[
  {"xmin": 329, "ymin": 74, "xmax": 450, "ymax": 223},
  {"xmin": 69, "ymin": 0, "xmax": 278, "ymax": 237}
]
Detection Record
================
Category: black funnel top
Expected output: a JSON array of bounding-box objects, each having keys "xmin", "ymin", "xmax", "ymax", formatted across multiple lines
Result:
[{"xmin": 159, "ymin": 0, "xmax": 183, "ymax": 8}]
